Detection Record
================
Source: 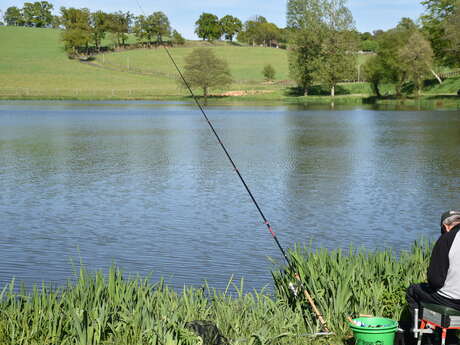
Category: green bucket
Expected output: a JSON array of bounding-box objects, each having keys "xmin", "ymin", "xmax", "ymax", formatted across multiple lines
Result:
[{"xmin": 349, "ymin": 317, "xmax": 398, "ymax": 345}]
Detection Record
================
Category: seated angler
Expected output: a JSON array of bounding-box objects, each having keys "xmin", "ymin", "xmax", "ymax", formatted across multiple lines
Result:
[{"xmin": 406, "ymin": 210, "xmax": 460, "ymax": 316}]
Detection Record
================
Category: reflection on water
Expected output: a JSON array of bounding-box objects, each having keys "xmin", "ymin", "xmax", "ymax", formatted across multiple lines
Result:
[{"xmin": 1, "ymin": 101, "xmax": 460, "ymax": 292}]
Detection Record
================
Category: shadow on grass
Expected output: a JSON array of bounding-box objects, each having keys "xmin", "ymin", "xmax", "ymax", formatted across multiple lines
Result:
[{"xmin": 284, "ymin": 85, "xmax": 351, "ymax": 97}]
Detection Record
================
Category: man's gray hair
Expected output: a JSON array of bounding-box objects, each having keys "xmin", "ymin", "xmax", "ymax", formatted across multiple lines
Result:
[{"xmin": 442, "ymin": 213, "xmax": 460, "ymax": 226}]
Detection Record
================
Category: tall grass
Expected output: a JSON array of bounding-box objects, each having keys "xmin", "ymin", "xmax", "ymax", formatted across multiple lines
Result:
[
  {"xmin": 0, "ymin": 267, "xmax": 305, "ymax": 345},
  {"xmin": 0, "ymin": 241, "xmax": 434, "ymax": 344},
  {"xmin": 273, "ymin": 240, "xmax": 432, "ymax": 336}
]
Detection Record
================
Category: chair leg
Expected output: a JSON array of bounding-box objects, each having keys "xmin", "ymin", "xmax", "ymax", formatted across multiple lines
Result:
[
  {"xmin": 441, "ymin": 328, "xmax": 447, "ymax": 345},
  {"xmin": 417, "ymin": 321, "xmax": 426, "ymax": 345}
]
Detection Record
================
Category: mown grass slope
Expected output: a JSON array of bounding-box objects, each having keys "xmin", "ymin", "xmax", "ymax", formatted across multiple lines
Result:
[
  {"xmin": 1, "ymin": 26, "xmax": 459, "ymax": 102},
  {"xmin": 0, "ymin": 26, "xmax": 288, "ymax": 98},
  {"xmin": 0, "ymin": 26, "xmax": 179, "ymax": 97}
]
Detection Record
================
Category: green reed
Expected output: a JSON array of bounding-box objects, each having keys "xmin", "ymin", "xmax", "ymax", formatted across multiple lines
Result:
[
  {"xmin": 0, "ymin": 241, "xmax": 432, "ymax": 344},
  {"xmin": 0, "ymin": 267, "xmax": 305, "ymax": 345},
  {"xmin": 273, "ymin": 240, "xmax": 432, "ymax": 336}
]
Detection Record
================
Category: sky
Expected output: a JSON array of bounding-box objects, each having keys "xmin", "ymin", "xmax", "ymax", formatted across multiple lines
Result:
[{"xmin": 1, "ymin": 0, "xmax": 426, "ymax": 39}]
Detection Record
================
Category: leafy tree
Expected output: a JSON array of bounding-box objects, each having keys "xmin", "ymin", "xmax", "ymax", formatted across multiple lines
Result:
[
  {"xmin": 133, "ymin": 15, "xmax": 149, "ymax": 45},
  {"xmin": 171, "ymin": 30, "xmax": 186, "ymax": 45},
  {"xmin": 150, "ymin": 11, "xmax": 171, "ymax": 42},
  {"xmin": 51, "ymin": 15, "xmax": 60, "ymax": 28},
  {"xmin": 315, "ymin": 0, "xmax": 357, "ymax": 97},
  {"xmin": 5, "ymin": 6, "xmax": 24, "ymax": 26},
  {"xmin": 23, "ymin": 1, "xmax": 53, "ymax": 27},
  {"xmin": 195, "ymin": 13, "xmax": 222, "ymax": 41},
  {"xmin": 107, "ymin": 11, "xmax": 132, "ymax": 47},
  {"xmin": 287, "ymin": 0, "xmax": 326, "ymax": 95},
  {"xmin": 373, "ymin": 18, "xmax": 418, "ymax": 96},
  {"xmin": 398, "ymin": 31, "xmax": 434, "ymax": 96},
  {"xmin": 60, "ymin": 7, "xmax": 91, "ymax": 57},
  {"xmin": 238, "ymin": 16, "xmax": 269, "ymax": 46},
  {"xmin": 90, "ymin": 11, "xmax": 108, "ymax": 50},
  {"xmin": 363, "ymin": 55, "xmax": 386, "ymax": 97},
  {"xmin": 421, "ymin": 0, "xmax": 457, "ymax": 65},
  {"xmin": 287, "ymin": 0, "xmax": 356, "ymax": 96},
  {"xmin": 219, "ymin": 15, "xmax": 242, "ymax": 41},
  {"xmin": 443, "ymin": 3, "xmax": 460, "ymax": 66},
  {"xmin": 263, "ymin": 64, "xmax": 276, "ymax": 81},
  {"xmin": 182, "ymin": 48, "xmax": 232, "ymax": 104}
]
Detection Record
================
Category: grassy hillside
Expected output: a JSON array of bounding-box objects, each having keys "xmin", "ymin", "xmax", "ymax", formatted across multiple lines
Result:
[
  {"xmin": 0, "ymin": 26, "xmax": 288, "ymax": 98},
  {"xmin": 0, "ymin": 26, "xmax": 458, "ymax": 104}
]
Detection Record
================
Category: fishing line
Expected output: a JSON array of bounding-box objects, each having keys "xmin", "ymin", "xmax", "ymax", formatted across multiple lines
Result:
[
  {"xmin": 133, "ymin": 0, "xmax": 330, "ymax": 333},
  {"xmin": 164, "ymin": 46, "xmax": 330, "ymax": 333}
]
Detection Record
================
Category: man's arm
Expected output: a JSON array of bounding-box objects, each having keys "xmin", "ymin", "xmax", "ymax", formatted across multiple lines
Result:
[{"xmin": 427, "ymin": 232, "xmax": 454, "ymax": 290}]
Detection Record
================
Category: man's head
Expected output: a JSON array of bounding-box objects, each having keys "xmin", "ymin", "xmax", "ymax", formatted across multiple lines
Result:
[{"xmin": 440, "ymin": 210, "xmax": 460, "ymax": 234}]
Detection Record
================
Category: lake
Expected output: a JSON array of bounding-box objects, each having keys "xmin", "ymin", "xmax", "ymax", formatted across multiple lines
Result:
[{"xmin": 1, "ymin": 100, "xmax": 460, "ymax": 292}]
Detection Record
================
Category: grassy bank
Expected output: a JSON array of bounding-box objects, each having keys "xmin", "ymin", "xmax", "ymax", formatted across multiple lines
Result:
[
  {"xmin": 0, "ymin": 241, "xmax": 439, "ymax": 345},
  {"xmin": 1, "ymin": 26, "xmax": 459, "ymax": 108}
]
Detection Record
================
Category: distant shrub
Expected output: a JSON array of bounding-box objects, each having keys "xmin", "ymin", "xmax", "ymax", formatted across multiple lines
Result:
[
  {"xmin": 172, "ymin": 30, "xmax": 186, "ymax": 45},
  {"xmin": 262, "ymin": 64, "xmax": 276, "ymax": 81}
]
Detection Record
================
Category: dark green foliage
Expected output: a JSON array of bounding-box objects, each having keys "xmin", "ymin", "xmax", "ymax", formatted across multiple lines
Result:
[
  {"xmin": 5, "ymin": 6, "xmax": 24, "ymax": 26},
  {"xmin": 134, "ymin": 12, "xmax": 171, "ymax": 45},
  {"xmin": 171, "ymin": 30, "xmax": 186, "ymax": 45},
  {"xmin": 443, "ymin": 3, "xmax": 460, "ymax": 67},
  {"xmin": 60, "ymin": 7, "xmax": 91, "ymax": 57},
  {"xmin": 22, "ymin": 1, "xmax": 53, "ymax": 27},
  {"xmin": 106, "ymin": 11, "xmax": 132, "ymax": 47},
  {"xmin": 421, "ymin": 0, "xmax": 458, "ymax": 65},
  {"xmin": 263, "ymin": 64, "xmax": 276, "ymax": 81},
  {"xmin": 182, "ymin": 48, "xmax": 232, "ymax": 104},
  {"xmin": 363, "ymin": 55, "xmax": 386, "ymax": 97},
  {"xmin": 287, "ymin": 0, "xmax": 357, "ymax": 97},
  {"xmin": 237, "ymin": 16, "xmax": 281, "ymax": 47},
  {"xmin": 90, "ymin": 11, "xmax": 108, "ymax": 50},
  {"xmin": 195, "ymin": 13, "xmax": 222, "ymax": 41},
  {"xmin": 219, "ymin": 15, "xmax": 242, "ymax": 42}
]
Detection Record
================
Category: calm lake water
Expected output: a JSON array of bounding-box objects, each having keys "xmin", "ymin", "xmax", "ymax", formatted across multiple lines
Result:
[{"xmin": 1, "ymin": 100, "xmax": 460, "ymax": 292}]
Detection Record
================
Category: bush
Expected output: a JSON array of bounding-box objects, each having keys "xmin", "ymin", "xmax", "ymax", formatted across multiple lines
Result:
[{"xmin": 262, "ymin": 64, "xmax": 276, "ymax": 81}]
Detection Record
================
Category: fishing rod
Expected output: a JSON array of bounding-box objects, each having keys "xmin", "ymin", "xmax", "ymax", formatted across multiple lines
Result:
[
  {"xmin": 163, "ymin": 45, "xmax": 330, "ymax": 334},
  {"xmin": 133, "ymin": 0, "xmax": 329, "ymax": 333}
]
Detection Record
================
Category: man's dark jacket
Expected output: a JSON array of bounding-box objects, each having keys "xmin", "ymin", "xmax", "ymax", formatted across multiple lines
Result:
[{"xmin": 427, "ymin": 224, "xmax": 460, "ymax": 300}]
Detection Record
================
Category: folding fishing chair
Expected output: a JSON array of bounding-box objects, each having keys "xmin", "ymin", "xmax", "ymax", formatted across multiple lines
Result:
[{"xmin": 413, "ymin": 302, "xmax": 460, "ymax": 345}]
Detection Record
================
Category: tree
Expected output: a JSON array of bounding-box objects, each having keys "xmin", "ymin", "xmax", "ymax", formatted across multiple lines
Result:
[
  {"xmin": 421, "ymin": 0, "xmax": 457, "ymax": 65},
  {"xmin": 263, "ymin": 64, "xmax": 276, "ymax": 81},
  {"xmin": 287, "ymin": 0, "xmax": 326, "ymax": 95},
  {"xmin": 287, "ymin": 0, "xmax": 356, "ymax": 96},
  {"xmin": 315, "ymin": 0, "xmax": 357, "ymax": 97},
  {"xmin": 60, "ymin": 7, "xmax": 91, "ymax": 57},
  {"xmin": 171, "ymin": 30, "xmax": 186, "ymax": 45},
  {"xmin": 90, "ymin": 11, "xmax": 108, "ymax": 50},
  {"xmin": 219, "ymin": 15, "xmax": 242, "ymax": 41},
  {"xmin": 443, "ymin": 3, "xmax": 460, "ymax": 66},
  {"xmin": 150, "ymin": 11, "xmax": 171, "ymax": 42},
  {"xmin": 5, "ymin": 6, "xmax": 24, "ymax": 26},
  {"xmin": 238, "ymin": 16, "xmax": 269, "ymax": 46},
  {"xmin": 195, "ymin": 13, "xmax": 222, "ymax": 41},
  {"xmin": 398, "ymin": 31, "xmax": 434, "ymax": 96},
  {"xmin": 23, "ymin": 1, "xmax": 53, "ymax": 27},
  {"xmin": 363, "ymin": 55, "xmax": 386, "ymax": 97},
  {"xmin": 182, "ymin": 48, "xmax": 232, "ymax": 104},
  {"xmin": 107, "ymin": 11, "xmax": 132, "ymax": 47}
]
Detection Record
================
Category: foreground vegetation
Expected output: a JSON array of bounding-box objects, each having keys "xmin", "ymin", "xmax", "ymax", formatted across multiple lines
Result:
[{"xmin": 0, "ymin": 241, "xmax": 437, "ymax": 345}]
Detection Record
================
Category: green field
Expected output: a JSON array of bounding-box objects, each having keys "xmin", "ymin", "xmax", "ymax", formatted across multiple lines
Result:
[
  {"xmin": 0, "ymin": 26, "xmax": 289, "ymax": 99},
  {"xmin": 1, "ymin": 26, "xmax": 459, "ymax": 104}
]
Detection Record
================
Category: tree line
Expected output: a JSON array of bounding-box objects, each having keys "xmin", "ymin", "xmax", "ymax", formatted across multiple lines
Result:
[{"xmin": 287, "ymin": 0, "xmax": 460, "ymax": 97}]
